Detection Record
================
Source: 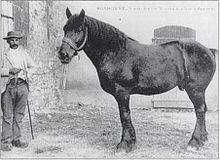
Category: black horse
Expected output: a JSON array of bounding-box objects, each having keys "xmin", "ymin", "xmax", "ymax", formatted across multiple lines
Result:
[{"xmin": 58, "ymin": 8, "xmax": 216, "ymax": 152}]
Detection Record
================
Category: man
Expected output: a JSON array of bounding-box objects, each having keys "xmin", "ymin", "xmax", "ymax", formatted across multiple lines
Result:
[{"xmin": 1, "ymin": 31, "xmax": 37, "ymax": 151}]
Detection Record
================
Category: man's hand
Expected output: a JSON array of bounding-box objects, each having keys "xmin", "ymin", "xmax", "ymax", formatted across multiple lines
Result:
[{"xmin": 9, "ymin": 68, "xmax": 21, "ymax": 75}]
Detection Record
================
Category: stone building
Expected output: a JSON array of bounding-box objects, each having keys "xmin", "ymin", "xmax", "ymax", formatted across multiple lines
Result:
[
  {"xmin": 152, "ymin": 25, "xmax": 196, "ymax": 43},
  {"xmin": 1, "ymin": 1, "xmax": 67, "ymax": 113}
]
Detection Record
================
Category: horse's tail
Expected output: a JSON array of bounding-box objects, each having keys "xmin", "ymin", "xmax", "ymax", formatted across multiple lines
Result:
[
  {"xmin": 176, "ymin": 43, "xmax": 190, "ymax": 91},
  {"xmin": 209, "ymin": 48, "xmax": 218, "ymax": 57}
]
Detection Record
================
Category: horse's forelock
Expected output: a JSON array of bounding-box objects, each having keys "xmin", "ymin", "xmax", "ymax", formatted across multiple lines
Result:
[{"xmin": 64, "ymin": 14, "xmax": 82, "ymax": 31}]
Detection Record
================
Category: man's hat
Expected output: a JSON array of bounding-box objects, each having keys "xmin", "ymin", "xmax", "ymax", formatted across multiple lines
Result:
[{"xmin": 3, "ymin": 31, "xmax": 23, "ymax": 40}]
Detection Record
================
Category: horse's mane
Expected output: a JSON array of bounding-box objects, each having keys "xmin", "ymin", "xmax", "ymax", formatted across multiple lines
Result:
[
  {"xmin": 66, "ymin": 14, "xmax": 137, "ymax": 51},
  {"xmin": 85, "ymin": 16, "xmax": 133, "ymax": 50}
]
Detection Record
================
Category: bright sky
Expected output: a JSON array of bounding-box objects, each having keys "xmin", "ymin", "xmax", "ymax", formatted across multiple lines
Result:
[{"xmin": 63, "ymin": 1, "xmax": 218, "ymax": 49}]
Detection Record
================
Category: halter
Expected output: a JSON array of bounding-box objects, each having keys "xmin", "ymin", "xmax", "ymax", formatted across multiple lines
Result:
[
  {"xmin": 60, "ymin": 28, "xmax": 88, "ymax": 89},
  {"xmin": 62, "ymin": 27, "xmax": 88, "ymax": 52}
]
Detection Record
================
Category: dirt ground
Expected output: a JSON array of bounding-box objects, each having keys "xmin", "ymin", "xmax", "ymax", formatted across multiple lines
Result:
[{"xmin": 0, "ymin": 100, "xmax": 218, "ymax": 159}]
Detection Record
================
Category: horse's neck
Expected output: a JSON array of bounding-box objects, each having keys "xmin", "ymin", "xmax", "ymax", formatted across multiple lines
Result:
[
  {"xmin": 83, "ymin": 43, "xmax": 103, "ymax": 68},
  {"xmin": 83, "ymin": 21, "xmax": 126, "ymax": 67}
]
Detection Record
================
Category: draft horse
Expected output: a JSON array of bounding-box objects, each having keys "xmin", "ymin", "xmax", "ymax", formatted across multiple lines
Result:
[{"xmin": 58, "ymin": 8, "xmax": 216, "ymax": 152}]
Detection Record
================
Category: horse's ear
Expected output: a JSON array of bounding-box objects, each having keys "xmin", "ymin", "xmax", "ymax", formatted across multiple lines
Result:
[
  {"xmin": 79, "ymin": 9, "xmax": 85, "ymax": 22},
  {"xmin": 66, "ymin": 8, "xmax": 72, "ymax": 19}
]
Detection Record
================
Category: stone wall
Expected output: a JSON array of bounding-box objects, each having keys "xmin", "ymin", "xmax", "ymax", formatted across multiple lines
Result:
[
  {"xmin": 11, "ymin": 1, "xmax": 29, "ymax": 47},
  {"xmin": 27, "ymin": 1, "xmax": 66, "ymax": 113}
]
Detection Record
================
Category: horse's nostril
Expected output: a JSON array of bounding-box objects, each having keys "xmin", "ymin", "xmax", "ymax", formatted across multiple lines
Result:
[
  {"xmin": 59, "ymin": 51, "xmax": 67, "ymax": 57},
  {"xmin": 64, "ymin": 52, "xmax": 68, "ymax": 57},
  {"xmin": 73, "ymin": 51, "xmax": 78, "ymax": 56}
]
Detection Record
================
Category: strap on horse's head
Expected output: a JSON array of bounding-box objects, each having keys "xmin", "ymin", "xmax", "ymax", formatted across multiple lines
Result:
[
  {"xmin": 62, "ymin": 27, "xmax": 88, "ymax": 61},
  {"xmin": 62, "ymin": 27, "xmax": 88, "ymax": 52}
]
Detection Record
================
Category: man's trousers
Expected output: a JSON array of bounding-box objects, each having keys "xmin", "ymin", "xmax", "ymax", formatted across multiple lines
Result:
[{"xmin": 1, "ymin": 78, "xmax": 28, "ymax": 144}]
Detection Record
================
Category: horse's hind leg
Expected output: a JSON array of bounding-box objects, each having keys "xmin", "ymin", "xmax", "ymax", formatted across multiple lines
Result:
[
  {"xmin": 185, "ymin": 87, "xmax": 208, "ymax": 150},
  {"xmin": 114, "ymin": 85, "xmax": 136, "ymax": 153}
]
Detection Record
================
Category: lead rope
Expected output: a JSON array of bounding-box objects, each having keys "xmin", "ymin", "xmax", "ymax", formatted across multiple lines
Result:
[
  {"xmin": 61, "ymin": 64, "xmax": 69, "ymax": 100},
  {"xmin": 62, "ymin": 64, "xmax": 67, "ymax": 90}
]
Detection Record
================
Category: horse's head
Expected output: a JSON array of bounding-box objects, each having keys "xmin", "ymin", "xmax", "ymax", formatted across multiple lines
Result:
[{"xmin": 58, "ymin": 8, "xmax": 88, "ymax": 64}]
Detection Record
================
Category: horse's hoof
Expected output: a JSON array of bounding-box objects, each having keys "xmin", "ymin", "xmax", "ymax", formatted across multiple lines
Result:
[
  {"xmin": 187, "ymin": 137, "xmax": 204, "ymax": 152},
  {"xmin": 201, "ymin": 134, "xmax": 208, "ymax": 142},
  {"xmin": 186, "ymin": 145, "xmax": 200, "ymax": 152},
  {"xmin": 116, "ymin": 141, "xmax": 136, "ymax": 153}
]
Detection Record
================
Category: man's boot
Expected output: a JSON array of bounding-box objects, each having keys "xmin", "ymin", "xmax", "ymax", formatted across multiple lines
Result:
[
  {"xmin": 1, "ymin": 142, "xmax": 13, "ymax": 151},
  {"xmin": 12, "ymin": 139, "xmax": 28, "ymax": 148}
]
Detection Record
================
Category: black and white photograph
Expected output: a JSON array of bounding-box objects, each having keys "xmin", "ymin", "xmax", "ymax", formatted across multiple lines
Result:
[{"xmin": 0, "ymin": 0, "xmax": 218, "ymax": 159}]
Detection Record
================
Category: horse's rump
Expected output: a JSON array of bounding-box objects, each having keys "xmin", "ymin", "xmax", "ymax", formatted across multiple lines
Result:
[{"xmin": 179, "ymin": 40, "xmax": 216, "ymax": 78}]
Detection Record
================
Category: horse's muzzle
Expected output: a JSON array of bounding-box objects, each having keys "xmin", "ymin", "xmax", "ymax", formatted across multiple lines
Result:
[
  {"xmin": 60, "ymin": 59, "xmax": 70, "ymax": 64},
  {"xmin": 58, "ymin": 51, "xmax": 71, "ymax": 64}
]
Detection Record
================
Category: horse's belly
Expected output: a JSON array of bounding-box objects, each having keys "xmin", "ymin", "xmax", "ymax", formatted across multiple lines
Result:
[
  {"xmin": 131, "ymin": 74, "xmax": 178, "ymax": 95},
  {"xmin": 132, "ymin": 85, "xmax": 176, "ymax": 95}
]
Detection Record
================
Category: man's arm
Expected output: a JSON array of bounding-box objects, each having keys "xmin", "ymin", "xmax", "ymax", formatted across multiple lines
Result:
[
  {"xmin": 1, "ymin": 68, "xmax": 9, "ymax": 77},
  {"xmin": 1, "ymin": 67, "xmax": 22, "ymax": 77},
  {"xmin": 1, "ymin": 52, "xmax": 9, "ymax": 77}
]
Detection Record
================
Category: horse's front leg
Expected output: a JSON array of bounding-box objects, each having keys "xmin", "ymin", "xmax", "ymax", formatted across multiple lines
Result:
[{"xmin": 114, "ymin": 86, "xmax": 136, "ymax": 153}]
